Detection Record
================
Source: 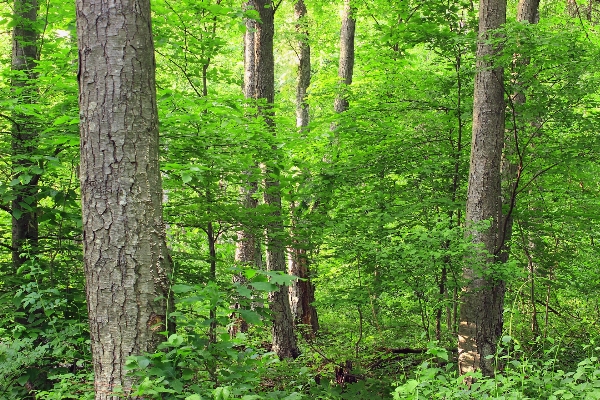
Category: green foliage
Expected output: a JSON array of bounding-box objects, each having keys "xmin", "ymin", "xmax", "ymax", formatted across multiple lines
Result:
[
  {"xmin": 126, "ymin": 270, "xmax": 303, "ymax": 399},
  {"xmin": 0, "ymin": 0, "xmax": 600, "ymax": 398},
  {"xmin": 393, "ymin": 340, "xmax": 600, "ymax": 400}
]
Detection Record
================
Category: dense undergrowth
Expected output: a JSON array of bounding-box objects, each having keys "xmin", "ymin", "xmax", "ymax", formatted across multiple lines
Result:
[{"xmin": 2, "ymin": 270, "xmax": 599, "ymax": 399}]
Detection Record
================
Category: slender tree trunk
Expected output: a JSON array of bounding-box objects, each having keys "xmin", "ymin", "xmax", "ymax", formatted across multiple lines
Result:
[
  {"xmin": 288, "ymin": 202, "xmax": 319, "ymax": 335},
  {"xmin": 287, "ymin": 0, "xmax": 319, "ymax": 337},
  {"xmin": 458, "ymin": 0, "xmax": 506, "ymax": 378},
  {"xmin": 333, "ymin": 0, "xmax": 355, "ymax": 116},
  {"xmin": 295, "ymin": 0, "xmax": 310, "ymax": 129},
  {"xmin": 514, "ymin": 0, "xmax": 541, "ymax": 337},
  {"xmin": 245, "ymin": 0, "xmax": 299, "ymax": 359},
  {"xmin": 208, "ymin": 220, "xmax": 217, "ymax": 344},
  {"xmin": 230, "ymin": 4, "xmax": 261, "ymax": 337},
  {"xmin": 76, "ymin": 0, "xmax": 171, "ymax": 397},
  {"xmin": 11, "ymin": 0, "xmax": 39, "ymax": 270}
]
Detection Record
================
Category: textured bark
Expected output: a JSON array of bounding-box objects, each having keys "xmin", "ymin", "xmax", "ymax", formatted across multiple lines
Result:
[
  {"xmin": 286, "ymin": 0, "xmax": 319, "ymax": 337},
  {"xmin": 11, "ymin": 0, "xmax": 39, "ymax": 269},
  {"xmin": 230, "ymin": 2, "xmax": 261, "ymax": 337},
  {"xmin": 76, "ymin": 0, "xmax": 171, "ymax": 397},
  {"xmin": 229, "ymin": 178, "xmax": 258, "ymax": 337},
  {"xmin": 458, "ymin": 0, "xmax": 506, "ymax": 378},
  {"xmin": 295, "ymin": 0, "xmax": 310, "ymax": 128},
  {"xmin": 514, "ymin": 0, "xmax": 541, "ymax": 337},
  {"xmin": 333, "ymin": 0, "xmax": 355, "ymax": 114},
  {"xmin": 518, "ymin": 0, "xmax": 540, "ymax": 23},
  {"xmin": 245, "ymin": 0, "xmax": 299, "ymax": 359},
  {"xmin": 288, "ymin": 202, "xmax": 319, "ymax": 335}
]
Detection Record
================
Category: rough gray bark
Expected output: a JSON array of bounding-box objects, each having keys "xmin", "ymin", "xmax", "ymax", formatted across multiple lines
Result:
[
  {"xmin": 76, "ymin": 0, "xmax": 171, "ymax": 397},
  {"xmin": 11, "ymin": 0, "xmax": 39, "ymax": 269},
  {"xmin": 245, "ymin": 0, "xmax": 299, "ymax": 359},
  {"xmin": 458, "ymin": 0, "xmax": 506, "ymax": 378},
  {"xmin": 333, "ymin": 0, "xmax": 355, "ymax": 115}
]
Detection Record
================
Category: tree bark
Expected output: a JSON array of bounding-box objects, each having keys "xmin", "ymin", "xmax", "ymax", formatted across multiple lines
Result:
[
  {"xmin": 458, "ymin": 0, "xmax": 506, "ymax": 378},
  {"xmin": 333, "ymin": 0, "xmax": 355, "ymax": 115},
  {"xmin": 230, "ymin": 3, "xmax": 262, "ymax": 337},
  {"xmin": 245, "ymin": 0, "xmax": 299, "ymax": 359},
  {"xmin": 76, "ymin": 0, "xmax": 171, "ymax": 397},
  {"xmin": 11, "ymin": 0, "xmax": 39, "ymax": 270},
  {"xmin": 295, "ymin": 0, "xmax": 310, "ymax": 129},
  {"xmin": 287, "ymin": 0, "xmax": 319, "ymax": 337},
  {"xmin": 288, "ymin": 202, "xmax": 319, "ymax": 335}
]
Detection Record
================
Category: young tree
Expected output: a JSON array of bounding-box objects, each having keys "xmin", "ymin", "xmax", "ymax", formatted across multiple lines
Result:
[
  {"xmin": 287, "ymin": 0, "xmax": 319, "ymax": 336},
  {"xmin": 76, "ymin": 0, "xmax": 171, "ymax": 396},
  {"xmin": 231, "ymin": 4, "xmax": 261, "ymax": 337},
  {"xmin": 458, "ymin": 0, "xmax": 507, "ymax": 378},
  {"xmin": 11, "ymin": 0, "xmax": 39, "ymax": 269},
  {"xmin": 244, "ymin": 0, "xmax": 299, "ymax": 359},
  {"xmin": 334, "ymin": 0, "xmax": 355, "ymax": 116}
]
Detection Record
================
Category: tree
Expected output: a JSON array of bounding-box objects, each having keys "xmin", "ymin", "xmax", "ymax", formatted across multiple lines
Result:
[
  {"xmin": 458, "ymin": 0, "xmax": 507, "ymax": 377},
  {"xmin": 76, "ymin": 0, "xmax": 171, "ymax": 396},
  {"xmin": 244, "ymin": 0, "xmax": 299, "ymax": 359},
  {"xmin": 334, "ymin": 0, "xmax": 356, "ymax": 116},
  {"xmin": 11, "ymin": 0, "xmax": 39, "ymax": 270},
  {"xmin": 230, "ymin": 1, "xmax": 262, "ymax": 338},
  {"xmin": 287, "ymin": 0, "xmax": 319, "ymax": 336}
]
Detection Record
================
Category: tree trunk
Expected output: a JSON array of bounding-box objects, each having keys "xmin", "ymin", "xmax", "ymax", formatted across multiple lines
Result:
[
  {"xmin": 514, "ymin": 0, "xmax": 541, "ymax": 337},
  {"xmin": 288, "ymin": 202, "xmax": 319, "ymax": 335},
  {"xmin": 230, "ymin": 4, "xmax": 262, "ymax": 337},
  {"xmin": 76, "ymin": 0, "xmax": 171, "ymax": 397},
  {"xmin": 287, "ymin": 0, "xmax": 319, "ymax": 337},
  {"xmin": 295, "ymin": 0, "xmax": 310, "ymax": 129},
  {"xmin": 458, "ymin": 0, "xmax": 506, "ymax": 378},
  {"xmin": 334, "ymin": 0, "xmax": 356, "ymax": 115},
  {"xmin": 245, "ymin": 0, "xmax": 299, "ymax": 359},
  {"xmin": 230, "ymin": 178, "xmax": 258, "ymax": 337},
  {"xmin": 11, "ymin": 0, "xmax": 39, "ymax": 270}
]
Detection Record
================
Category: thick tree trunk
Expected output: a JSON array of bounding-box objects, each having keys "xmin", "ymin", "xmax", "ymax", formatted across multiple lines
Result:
[
  {"xmin": 245, "ymin": 0, "xmax": 299, "ymax": 359},
  {"xmin": 11, "ymin": 0, "xmax": 39, "ymax": 270},
  {"xmin": 458, "ymin": 0, "xmax": 506, "ymax": 378},
  {"xmin": 76, "ymin": 0, "xmax": 171, "ymax": 397}
]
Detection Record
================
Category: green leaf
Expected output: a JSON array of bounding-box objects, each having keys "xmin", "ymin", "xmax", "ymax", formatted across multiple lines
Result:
[
  {"xmin": 239, "ymin": 309, "xmax": 262, "ymax": 325},
  {"xmin": 268, "ymin": 272, "xmax": 297, "ymax": 286},
  {"xmin": 138, "ymin": 357, "xmax": 151, "ymax": 369},
  {"xmin": 181, "ymin": 172, "xmax": 192, "ymax": 184},
  {"xmin": 236, "ymin": 286, "xmax": 253, "ymax": 298},
  {"xmin": 167, "ymin": 334, "xmax": 184, "ymax": 347},
  {"xmin": 17, "ymin": 374, "xmax": 30, "ymax": 385},
  {"xmin": 172, "ymin": 284, "xmax": 195, "ymax": 294},
  {"xmin": 250, "ymin": 282, "xmax": 277, "ymax": 292}
]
